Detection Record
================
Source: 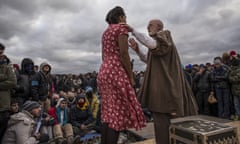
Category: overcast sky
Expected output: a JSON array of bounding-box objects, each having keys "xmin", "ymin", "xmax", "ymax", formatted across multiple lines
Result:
[{"xmin": 0, "ymin": 0, "xmax": 239, "ymax": 74}]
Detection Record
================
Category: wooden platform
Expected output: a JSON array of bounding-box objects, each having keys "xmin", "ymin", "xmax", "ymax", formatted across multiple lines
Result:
[
  {"xmin": 131, "ymin": 139, "xmax": 155, "ymax": 144},
  {"xmin": 130, "ymin": 115, "xmax": 240, "ymax": 144}
]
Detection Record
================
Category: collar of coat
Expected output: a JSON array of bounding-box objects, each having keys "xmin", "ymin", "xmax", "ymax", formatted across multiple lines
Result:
[{"xmin": 77, "ymin": 102, "xmax": 88, "ymax": 111}]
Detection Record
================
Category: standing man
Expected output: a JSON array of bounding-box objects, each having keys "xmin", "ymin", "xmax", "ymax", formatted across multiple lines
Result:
[
  {"xmin": 0, "ymin": 43, "xmax": 17, "ymax": 142},
  {"xmin": 193, "ymin": 64, "xmax": 212, "ymax": 115},
  {"xmin": 15, "ymin": 58, "xmax": 36, "ymax": 110},
  {"xmin": 31, "ymin": 62, "xmax": 52, "ymax": 112},
  {"xmin": 211, "ymin": 58, "xmax": 231, "ymax": 119},
  {"xmin": 127, "ymin": 19, "xmax": 198, "ymax": 144}
]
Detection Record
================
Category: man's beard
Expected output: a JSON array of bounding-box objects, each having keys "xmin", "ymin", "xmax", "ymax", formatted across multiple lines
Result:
[{"xmin": 148, "ymin": 31, "xmax": 156, "ymax": 37}]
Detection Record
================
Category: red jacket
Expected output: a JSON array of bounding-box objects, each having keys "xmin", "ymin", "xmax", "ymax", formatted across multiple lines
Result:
[{"xmin": 48, "ymin": 107, "xmax": 58, "ymax": 125}]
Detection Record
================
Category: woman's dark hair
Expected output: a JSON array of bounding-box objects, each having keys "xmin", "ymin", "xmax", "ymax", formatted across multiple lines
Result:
[
  {"xmin": 105, "ymin": 6, "xmax": 125, "ymax": 24},
  {"xmin": 105, "ymin": 9, "xmax": 112, "ymax": 24}
]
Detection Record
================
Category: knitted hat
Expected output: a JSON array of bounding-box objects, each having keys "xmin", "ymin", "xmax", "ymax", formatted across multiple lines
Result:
[
  {"xmin": 85, "ymin": 86, "xmax": 93, "ymax": 93},
  {"xmin": 230, "ymin": 50, "xmax": 237, "ymax": 56},
  {"xmin": 23, "ymin": 101, "xmax": 40, "ymax": 112},
  {"xmin": 186, "ymin": 64, "xmax": 192, "ymax": 69}
]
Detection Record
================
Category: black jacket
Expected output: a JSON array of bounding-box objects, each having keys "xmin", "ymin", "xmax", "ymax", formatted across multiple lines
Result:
[
  {"xmin": 31, "ymin": 62, "xmax": 51, "ymax": 101},
  {"xmin": 212, "ymin": 65, "xmax": 230, "ymax": 89},
  {"xmin": 15, "ymin": 58, "xmax": 35, "ymax": 99}
]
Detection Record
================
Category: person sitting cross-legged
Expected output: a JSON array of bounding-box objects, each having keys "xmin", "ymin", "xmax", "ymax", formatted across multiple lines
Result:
[
  {"xmin": 70, "ymin": 94, "xmax": 94, "ymax": 137},
  {"xmin": 48, "ymin": 97, "xmax": 74, "ymax": 144},
  {"xmin": 2, "ymin": 101, "xmax": 49, "ymax": 144}
]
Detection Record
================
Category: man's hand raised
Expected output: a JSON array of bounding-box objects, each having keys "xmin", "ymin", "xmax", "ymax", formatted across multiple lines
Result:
[{"xmin": 129, "ymin": 38, "xmax": 139, "ymax": 53}]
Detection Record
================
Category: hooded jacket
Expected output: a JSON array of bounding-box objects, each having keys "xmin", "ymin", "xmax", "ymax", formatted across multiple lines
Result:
[
  {"xmin": 70, "ymin": 94, "xmax": 93, "ymax": 127},
  {"xmin": 2, "ymin": 110, "xmax": 38, "ymax": 144},
  {"xmin": 31, "ymin": 62, "xmax": 51, "ymax": 101},
  {"xmin": 15, "ymin": 58, "xmax": 35, "ymax": 99},
  {"xmin": 48, "ymin": 98, "xmax": 69, "ymax": 126},
  {"xmin": 86, "ymin": 91, "xmax": 99, "ymax": 119}
]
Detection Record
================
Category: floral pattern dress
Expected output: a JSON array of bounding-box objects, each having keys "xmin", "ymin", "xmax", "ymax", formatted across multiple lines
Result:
[{"xmin": 97, "ymin": 24, "xmax": 146, "ymax": 131}]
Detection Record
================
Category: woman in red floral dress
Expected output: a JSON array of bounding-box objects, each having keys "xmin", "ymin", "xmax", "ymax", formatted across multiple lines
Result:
[{"xmin": 97, "ymin": 6, "xmax": 146, "ymax": 144}]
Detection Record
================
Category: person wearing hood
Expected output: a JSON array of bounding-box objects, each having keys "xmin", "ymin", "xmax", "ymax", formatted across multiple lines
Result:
[
  {"xmin": 70, "ymin": 94, "xmax": 94, "ymax": 136},
  {"xmin": 15, "ymin": 58, "xmax": 36, "ymax": 110},
  {"xmin": 48, "ymin": 97, "xmax": 74, "ymax": 144},
  {"xmin": 2, "ymin": 101, "xmax": 49, "ymax": 144},
  {"xmin": 85, "ymin": 86, "xmax": 102, "ymax": 133},
  {"xmin": 31, "ymin": 62, "xmax": 52, "ymax": 112},
  {"xmin": 85, "ymin": 86, "xmax": 99, "ymax": 120}
]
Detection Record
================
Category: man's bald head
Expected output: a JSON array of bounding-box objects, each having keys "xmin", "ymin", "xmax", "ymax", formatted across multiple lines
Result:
[
  {"xmin": 149, "ymin": 19, "xmax": 164, "ymax": 30},
  {"xmin": 147, "ymin": 19, "xmax": 164, "ymax": 36}
]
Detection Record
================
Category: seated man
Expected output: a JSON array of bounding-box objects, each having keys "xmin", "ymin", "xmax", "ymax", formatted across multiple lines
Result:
[
  {"xmin": 48, "ymin": 98, "xmax": 74, "ymax": 144},
  {"xmin": 2, "ymin": 101, "xmax": 49, "ymax": 144},
  {"xmin": 70, "ymin": 94, "xmax": 94, "ymax": 136},
  {"xmin": 66, "ymin": 91, "xmax": 77, "ymax": 108}
]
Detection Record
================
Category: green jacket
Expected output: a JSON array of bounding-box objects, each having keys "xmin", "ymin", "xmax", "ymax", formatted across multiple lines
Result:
[
  {"xmin": 229, "ymin": 65, "xmax": 240, "ymax": 96},
  {"xmin": 0, "ymin": 64, "xmax": 17, "ymax": 112}
]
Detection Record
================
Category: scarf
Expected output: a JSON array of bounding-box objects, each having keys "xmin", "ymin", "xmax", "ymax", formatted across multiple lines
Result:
[
  {"xmin": 56, "ymin": 107, "xmax": 67, "ymax": 126},
  {"xmin": 77, "ymin": 102, "xmax": 88, "ymax": 111}
]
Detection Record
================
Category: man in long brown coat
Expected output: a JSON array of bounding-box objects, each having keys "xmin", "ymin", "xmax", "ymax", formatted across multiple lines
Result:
[{"xmin": 128, "ymin": 19, "xmax": 198, "ymax": 144}]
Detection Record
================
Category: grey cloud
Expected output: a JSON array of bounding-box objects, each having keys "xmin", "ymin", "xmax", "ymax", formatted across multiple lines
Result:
[
  {"xmin": 0, "ymin": 0, "xmax": 239, "ymax": 74},
  {"xmin": 0, "ymin": 0, "xmax": 39, "ymax": 15}
]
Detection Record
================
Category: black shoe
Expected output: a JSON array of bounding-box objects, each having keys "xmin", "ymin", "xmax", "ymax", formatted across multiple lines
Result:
[
  {"xmin": 58, "ymin": 138, "xmax": 67, "ymax": 144},
  {"xmin": 72, "ymin": 135, "xmax": 81, "ymax": 144}
]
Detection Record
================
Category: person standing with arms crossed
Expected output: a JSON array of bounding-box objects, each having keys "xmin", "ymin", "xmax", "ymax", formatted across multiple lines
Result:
[
  {"xmin": 127, "ymin": 19, "xmax": 198, "ymax": 144},
  {"xmin": 0, "ymin": 43, "xmax": 17, "ymax": 142},
  {"xmin": 97, "ymin": 6, "xmax": 146, "ymax": 144}
]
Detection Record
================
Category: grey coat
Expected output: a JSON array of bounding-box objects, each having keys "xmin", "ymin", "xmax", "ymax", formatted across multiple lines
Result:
[{"xmin": 2, "ymin": 110, "xmax": 38, "ymax": 144}]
